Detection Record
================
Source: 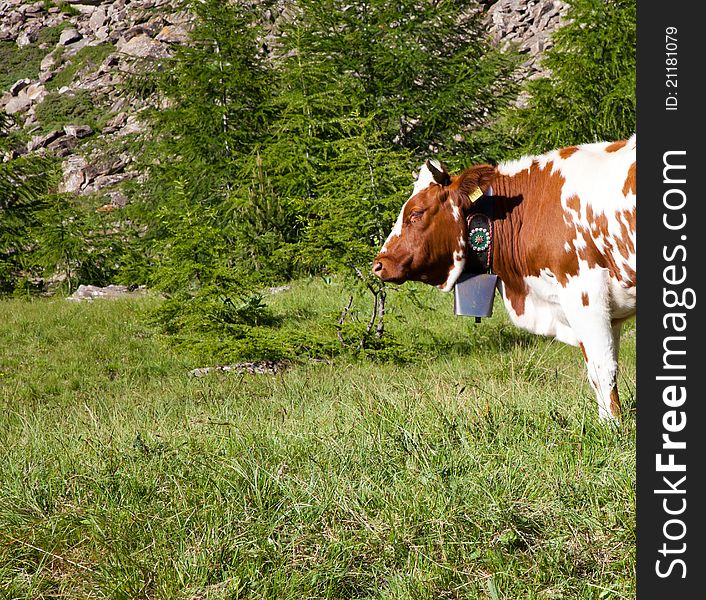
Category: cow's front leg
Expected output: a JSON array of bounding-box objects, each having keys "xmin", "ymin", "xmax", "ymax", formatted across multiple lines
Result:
[{"xmin": 560, "ymin": 270, "xmax": 621, "ymax": 421}]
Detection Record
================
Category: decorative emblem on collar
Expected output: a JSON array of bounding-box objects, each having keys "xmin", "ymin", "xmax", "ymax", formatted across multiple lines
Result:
[
  {"xmin": 469, "ymin": 227, "xmax": 490, "ymax": 252},
  {"xmin": 466, "ymin": 213, "xmax": 493, "ymax": 273}
]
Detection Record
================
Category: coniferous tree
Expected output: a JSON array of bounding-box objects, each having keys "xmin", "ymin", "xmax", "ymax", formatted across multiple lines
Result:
[
  {"xmin": 506, "ymin": 0, "xmax": 636, "ymax": 153},
  {"xmin": 0, "ymin": 114, "xmax": 58, "ymax": 293}
]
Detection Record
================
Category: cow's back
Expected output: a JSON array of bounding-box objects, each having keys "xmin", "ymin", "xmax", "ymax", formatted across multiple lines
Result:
[{"xmin": 489, "ymin": 136, "xmax": 636, "ymax": 341}]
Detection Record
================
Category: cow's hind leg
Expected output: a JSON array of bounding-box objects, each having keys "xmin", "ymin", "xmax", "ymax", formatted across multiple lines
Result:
[{"xmin": 560, "ymin": 269, "xmax": 621, "ymax": 421}]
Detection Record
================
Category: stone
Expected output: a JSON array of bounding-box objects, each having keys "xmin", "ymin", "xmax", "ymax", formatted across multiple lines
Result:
[
  {"xmin": 40, "ymin": 51, "xmax": 59, "ymax": 71},
  {"xmin": 88, "ymin": 6, "xmax": 107, "ymax": 31},
  {"xmin": 24, "ymin": 82, "xmax": 46, "ymax": 101},
  {"xmin": 64, "ymin": 124, "xmax": 93, "ymax": 138},
  {"xmin": 115, "ymin": 114, "xmax": 144, "ymax": 136},
  {"xmin": 16, "ymin": 31, "xmax": 36, "ymax": 46},
  {"xmin": 4, "ymin": 96, "xmax": 31, "ymax": 114},
  {"xmin": 9, "ymin": 79, "xmax": 31, "ymax": 96},
  {"xmin": 27, "ymin": 130, "xmax": 63, "ymax": 152},
  {"xmin": 59, "ymin": 155, "xmax": 89, "ymax": 193},
  {"xmin": 66, "ymin": 284, "xmax": 148, "ymax": 302},
  {"xmin": 46, "ymin": 135, "xmax": 79, "ymax": 157},
  {"xmin": 155, "ymin": 24, "xmax": 188, "ymax": 44},
  {"xmin": 117, "ymin": 33, "xmax": 171, "ymax": 58},
  {"xmin": 58, "ymin": 28, "xmax": 82, "ymax": 45}
]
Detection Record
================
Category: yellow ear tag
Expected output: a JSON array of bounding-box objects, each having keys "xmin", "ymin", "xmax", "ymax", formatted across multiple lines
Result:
[{"xmin": 468, "ymin": 187, "xmax": 483, "ymax": 203}]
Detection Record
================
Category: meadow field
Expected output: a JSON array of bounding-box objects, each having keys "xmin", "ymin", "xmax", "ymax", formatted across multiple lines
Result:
[{"xmin": 0, "ymin": 279, "xmax": 636, "ymax": 599}]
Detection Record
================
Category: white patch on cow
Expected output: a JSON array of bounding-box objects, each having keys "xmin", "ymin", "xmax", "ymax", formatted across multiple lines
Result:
[
  {"xmin": 498, "ymin": 276, "xmax": 578, "ymax": 346},
  {"xmin": 497, "ymin": 155, "xmax": 533, "ymax": 177},
  {"xmin": 379, "ymin": 199, "xmax": 407, "ymax": 254},
  {"xmin": 412, "ymin": 162, "xmax": 438, "ymax": 196},
  {"xmin": 552, "ymin": 137, "xmax": 637, "ymax": 286},
  {"xmin": 438, "ymin": 248, "xmax": 466, "ymax": 292},
  {"xmin": 380, "ymin": 163, "xmax": 438, "ymax": 254}
]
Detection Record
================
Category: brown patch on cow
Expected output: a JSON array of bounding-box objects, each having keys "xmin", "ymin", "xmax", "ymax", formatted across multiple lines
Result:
[
  {"xmin": 565, "ymin": 194, "xmax": 581, "ymax": 213},
  {"xmin": 581, "ymin": 292, "xmax": 589, "ymax": 306},
  {"xmin": 489, "ymin": 159, "xmax": 583, "ymax": 312},
  {"xmin": 559, "ymin": 146, "xmax": 578, "ymax": 159},
  {"xmin": 579, "ymin": 342, "xmax": 588, "ymax": 362},
  {"xmin": 621, "ymin": 263, "xmax": 637, "ymax": 287},
  {"xmin": 606, "ymin": 140, "xmax": 627, "ymax": 153},
  {"xmin": 622, "ymin": 162, "xmax": 636, "ymax": 196},
  {"xmin": 623, "ymin": 207, "xmax": 636, "ymax": 234},
  {"xmin": 609, "ymin": 385, "xmax": 622, "ymax": 417}
]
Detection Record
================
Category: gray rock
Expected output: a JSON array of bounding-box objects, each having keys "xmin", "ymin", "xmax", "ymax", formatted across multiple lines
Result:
[
  {"xmin": 16, "ymin": 30, "xmax": 37, "ymax": 46},
  {"xmin": 64, "ymin": 124, "xmax": 93, "ymax": 138},
  {"xmin": 59, "ymin": 155, "xmax": 89, "ymax": 193},
  {"xmin": 27, "ymin": 130, "xmax": 63, "ymax": 152},
  {"xmin": 40, "ymin": 51, "xmax": 59, "ymax": 71},
  {"xmin": 24, "ymin": 82, "xmax": 46, "ymax": 101},
  {"xmin": 9, "ymin": 78, "xmax": 31, "ymax": 96},
  {"xmin": 117, "ymin": 33, "xmax": 171, "ymax": 58},
  {"xmin": 46, "ymin": 135, "xmax": 79, "ymax": 157},
  {"xmin": 4, "ymin": 96, "xmax": 31, "ymax": 114},
  {"xmin": 66, "ymin": 284, "xmax": 148, "ymax": 302},
  {"xmin": 155, "ymin": 24, "xmax": 188, "ymax": 43},
  {"xmin": 88, "ymin": 6, "xmax": 107, "ymax": 31},
  {"xmin": 58, "ymin": 28, "xmax": 82, "ymax": 46}
]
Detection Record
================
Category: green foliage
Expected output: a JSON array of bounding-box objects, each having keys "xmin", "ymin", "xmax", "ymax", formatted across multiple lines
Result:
[
  {"xmin": 284, "ymin": 0, "xmax": 519, "ymax": 160},
  {"xmin": 45, "ymin": 43, "xmax": 115, "ymax": 91},
  {"xmin": 32, "ymin": 194, "xmax": 126, "ymax": 293},
  {"xmin": 506, "ymin": 0, "xmax": 636, "ymax": 154},
  {"xmin": 34, "ymin": 90, "xmax": 111, "ymax": 134},
  {"xmin": 0, "ymin": 24, "xmax": 74, "ymax": 89},
  {"xmin": 0, "ymin": 42, "xmax": 45, "ymax": 90},
  {"xmin": 0, "ymin": 114, "xmax": 58, "ymax": 292}
]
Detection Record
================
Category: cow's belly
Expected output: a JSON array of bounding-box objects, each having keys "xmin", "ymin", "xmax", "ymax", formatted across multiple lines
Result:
[
  {"xmin": 497, "ymin": 274, "xmax": 579, "ymax": 346},
  {"xmin": 497, "ymin": 268, "xmax": 637, "ymax": 346}
]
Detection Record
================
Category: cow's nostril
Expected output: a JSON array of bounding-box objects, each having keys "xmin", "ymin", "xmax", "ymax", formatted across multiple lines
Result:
[{"xmin": 372, "ymin": 261, "xmax": 383, "ymax": 274}]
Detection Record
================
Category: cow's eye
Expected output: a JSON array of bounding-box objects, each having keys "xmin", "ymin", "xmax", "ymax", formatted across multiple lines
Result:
[{"xmin": 410, "ymin": 210, "xmax": 425, "ymax": 223}]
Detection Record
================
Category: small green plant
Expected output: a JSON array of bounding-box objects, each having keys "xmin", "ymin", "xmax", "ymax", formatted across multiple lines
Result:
[
  {"xmin": 33, "ymin": 89, "xmax": 111, "ymax": 134},
  {"xmin": 0, "ymin": 42, "xmax": 44, "ymax": 90},
  {"xmin": 46, "ymin": 43, "xmax": 115, "ymax": 91}
]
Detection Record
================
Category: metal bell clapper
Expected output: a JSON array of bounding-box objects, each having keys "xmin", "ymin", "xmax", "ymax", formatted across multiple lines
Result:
[{"xmin": 453, "ymin": 272, "xmax": 498, "ymax": 322}]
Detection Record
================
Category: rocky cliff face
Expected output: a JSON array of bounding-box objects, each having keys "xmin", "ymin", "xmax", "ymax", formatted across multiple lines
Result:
[{"xmin": 1, "ymin": 0, "xmax": 566, "ymax": 205}]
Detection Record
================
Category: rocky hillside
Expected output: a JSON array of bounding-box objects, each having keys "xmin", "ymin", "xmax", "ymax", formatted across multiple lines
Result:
[{"xmin": 1, "ymin": 0, "xmax": 567, "ymax": 206}]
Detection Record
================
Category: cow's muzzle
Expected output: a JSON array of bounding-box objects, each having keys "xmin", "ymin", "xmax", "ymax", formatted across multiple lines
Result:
[{"xmin": 371, "ymin": 255, "xmax": 406, "ymax": 283}]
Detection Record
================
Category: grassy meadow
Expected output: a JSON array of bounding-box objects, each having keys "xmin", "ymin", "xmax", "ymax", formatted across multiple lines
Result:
[{"xmin": 0, "ymin": 279, "xmax": 636, "ymax": 599}]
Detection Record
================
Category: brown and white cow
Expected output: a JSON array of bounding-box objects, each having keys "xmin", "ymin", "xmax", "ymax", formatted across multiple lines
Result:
[{"xmin": 372, "ymin": 136, "xmax": 636, "ymax": 421}]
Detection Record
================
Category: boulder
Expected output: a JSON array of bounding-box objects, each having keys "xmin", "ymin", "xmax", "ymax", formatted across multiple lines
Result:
[
  {"xmin": 116, "ymin": 33, "xmax": 171, "ymax": 59},
  {"xmin": 64, "ymin": 124, "xmax": 93, "ymax": 138},
  {"xmin": 155, "ymin": 24, "xmax": 189, "ymax": 44},
  {"xmin": 4, "ymin": 96, "xmax": 31, "ymax": 114},
  {"xmin": 58, "ymin": 27, "xmax": 82, "ymax": 46}
]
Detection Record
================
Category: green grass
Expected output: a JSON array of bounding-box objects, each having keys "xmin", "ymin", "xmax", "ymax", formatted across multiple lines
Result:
[
  {"xmin": 0, "ymin": 24, "xmax": 73, "ymax": 90},
  {"xmin": 46, "ymin": 43, "xmax": 116, "ymax": 91},
  {"xmin": 0, "ymin": 279, "xmax": 636, "ymax": 598},
  {"xmin": 33, "ymin": 89, "xmax": 112, "ymax": 134}
]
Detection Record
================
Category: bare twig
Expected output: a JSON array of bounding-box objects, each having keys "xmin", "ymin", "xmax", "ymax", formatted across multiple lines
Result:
[
  {"xmin": 337, "ymin": 295, "xmax": 354, "ymax": 343},
  {"xmin": 360, "ymin": 290, "xmax": 379, "ymax": 349},
  {"xmin": 375, "ymin": 288, "xmax": 386, "ymax": 338}
]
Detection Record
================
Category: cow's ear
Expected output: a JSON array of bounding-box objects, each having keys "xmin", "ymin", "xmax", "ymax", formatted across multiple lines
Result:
[
  {"xmin": 454, "ymin": 164, "xmax": 496, "ymax": 207},
  {"xmin": 425, "ymin": 159, "xmax": 452, "ymax": 186}
]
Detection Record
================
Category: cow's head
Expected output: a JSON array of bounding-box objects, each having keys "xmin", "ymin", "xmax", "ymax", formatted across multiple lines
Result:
[{"xmin": 372, "ymin": 160, "xmax": 496, "ymax": 291}]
